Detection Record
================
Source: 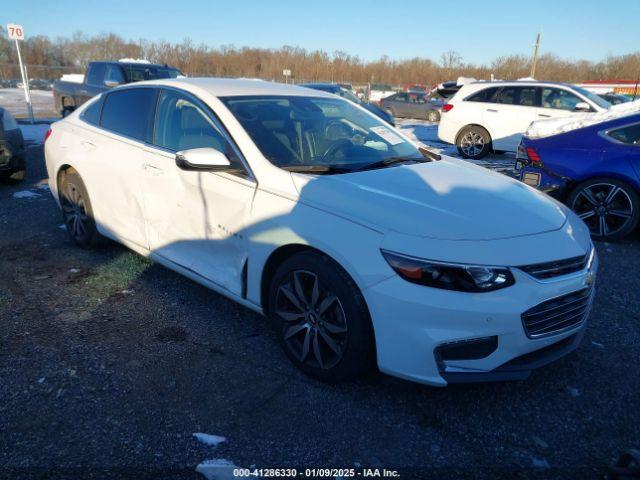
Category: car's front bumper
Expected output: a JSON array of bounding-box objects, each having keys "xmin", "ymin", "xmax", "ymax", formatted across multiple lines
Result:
[{"xmin": 363, "ymin": 254, "xmax": 598, "ymax": 386}]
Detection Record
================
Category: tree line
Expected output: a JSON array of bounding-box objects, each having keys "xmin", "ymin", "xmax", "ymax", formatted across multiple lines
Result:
[{"xmin": 1, "ymin": 30, "xmax": 639, "ymax": 86}]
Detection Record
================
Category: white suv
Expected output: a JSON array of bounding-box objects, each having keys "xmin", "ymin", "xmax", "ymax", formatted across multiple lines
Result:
[{"xmin": 438, "ymin": 81, "xmax": 611, "ymax": 159}]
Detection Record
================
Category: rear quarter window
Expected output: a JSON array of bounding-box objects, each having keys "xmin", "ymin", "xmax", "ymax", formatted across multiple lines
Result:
[
  {"xmin": 465, "ymin": 87, "xmax": 498, "ymax": 103},
  {"xmin": 80, "ymin": 96, "xmax": 104, "ymax": 126},
  {"xmin": 608, "ymin": 123, "xmax": 640, "ymax": 145},
  {"xmin": 100, "ymin": 88, "xmax": 157, "ymax": 142}
]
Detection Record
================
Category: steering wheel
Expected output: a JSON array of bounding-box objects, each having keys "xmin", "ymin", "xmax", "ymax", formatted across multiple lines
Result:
[{"xmin": 321, "ymin": 139, "xmax": 353, "ymax": 161}]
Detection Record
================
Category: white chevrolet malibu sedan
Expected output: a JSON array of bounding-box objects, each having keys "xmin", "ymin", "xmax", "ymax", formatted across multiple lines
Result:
[{"xmin": 45, "ymin": 78, "xmax": 597, "ymax": 386}]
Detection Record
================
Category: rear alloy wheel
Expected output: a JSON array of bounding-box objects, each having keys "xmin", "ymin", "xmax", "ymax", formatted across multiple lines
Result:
[
  {"xmin": 456, "ymin": 126, "xmax": 492, "ymax": 159},
  {"xmin": 427, "ymin": 110, "xmax": 440, "ymax": 123},
  {"xmin": 268, "ymin": 252, "xmax": 374, "ymax": 382},
  {"xmin": 59, "ymin": 170, "xmax": 107, "ymax": 248},
  {"xmin": 568, "ymin": 179, "xmax": 639, "ymax": 241}
]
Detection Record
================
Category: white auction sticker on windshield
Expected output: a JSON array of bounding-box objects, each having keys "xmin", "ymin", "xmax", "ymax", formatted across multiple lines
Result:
[{"xmin": 370, "ymin": 126, "xmax": 404, "ymax": 145}]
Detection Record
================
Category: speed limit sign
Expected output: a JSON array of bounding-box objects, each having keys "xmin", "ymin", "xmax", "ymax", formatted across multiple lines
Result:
[{"xmin": 7, "ymin": 24, "xmax": 25, "ymax": 41}]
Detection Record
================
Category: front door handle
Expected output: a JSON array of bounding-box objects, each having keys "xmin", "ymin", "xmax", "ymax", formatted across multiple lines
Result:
[
  {"xmin": 81, "ymin": 140, "xmax": 95, "ymax": 150},
  {"xmin": 486, "ymin": 109, "xmax": 498, "ymax": 113},
  {"xmin": 538, "ymin": 114, "xmax": 552, "ymax": 118},
  {"xmin": 143, "ymin": 163, "xmax": 163, "ymax": 175}
]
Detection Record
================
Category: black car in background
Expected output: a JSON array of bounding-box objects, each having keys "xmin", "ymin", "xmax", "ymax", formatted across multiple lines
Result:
[
  {"xmin": 0, "ymin": 108, "xmax": 25, "ymax": 183},
  {"xmin": 299, "ymin": 83, "xmax": 395, "ymax": 126}
]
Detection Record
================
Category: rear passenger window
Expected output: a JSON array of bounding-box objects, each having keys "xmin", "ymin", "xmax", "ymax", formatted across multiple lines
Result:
[
  {"xmin": 518, "ymin": 87, "xmax": 537, "ymax": 106},
  {"xmin": 101, "ymin": 89, "xmax": 157, "ymax": 142},
  {"xmin": 80, "ymin": 96, "xmax": 104, "ymax": 125},
  {"xmin": 494, "ymin": 87, "xmax": 517, "ymax": 105},
  {"xmin": 466, "ymin": 87, "xmax": 498, "ymax": 103},
  {"xmin": 608, "ymin": 123, "xmax": 640, "ymax": 145}
]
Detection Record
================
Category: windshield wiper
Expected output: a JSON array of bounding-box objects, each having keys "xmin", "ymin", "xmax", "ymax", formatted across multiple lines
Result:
[
  {"xmin": 353, "ymin": 155, "xmax": 428, "ymax": 172},
  {"xmin": 281, "ymin": 164, "xmax": 353, "ymax": 174},
  {"xmin": 419, "ymin": 146, "xmax": 442, "ymax": 161}
]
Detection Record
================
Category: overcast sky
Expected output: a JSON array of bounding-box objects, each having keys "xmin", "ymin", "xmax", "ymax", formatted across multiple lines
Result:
[{"xmin": 7, "ymin": 0, "xmax": 640, "ymax": 64}]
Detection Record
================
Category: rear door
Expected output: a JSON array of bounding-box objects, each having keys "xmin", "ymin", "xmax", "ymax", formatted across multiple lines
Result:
[
  {"xmin": 483, "ymin": 86, "xmax": 539, "ymax": 151},
  {"xmin": 89, "ymin": 87, "xmax": 158, "ymax": 248},
  {"xmin": 390, "ymin": 93, "xmax": 410, "ymax": 117}
]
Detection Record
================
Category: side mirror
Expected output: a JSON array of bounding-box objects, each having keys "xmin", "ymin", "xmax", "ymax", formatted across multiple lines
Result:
[
  {"xmin": 104, "ymin": 80, "xmax": 121, "ymax": 88},
  {"xmin": 574, "ymin": 101, "xmax": 591, "ymax": 112},
  {"xmin": 175, "ymin": 148, "xmax": 232, "ymax": 172}
]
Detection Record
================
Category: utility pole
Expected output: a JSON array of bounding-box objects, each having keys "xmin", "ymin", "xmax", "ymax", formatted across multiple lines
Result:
[{"xmin": 530, "ymin": 33, "xmax": 541, "ymax": 79}]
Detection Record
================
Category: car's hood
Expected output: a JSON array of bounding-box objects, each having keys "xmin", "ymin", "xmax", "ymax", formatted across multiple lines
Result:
[{"xmin": 291, "ymin": 158, "xmax": 567, "ymax": 241}]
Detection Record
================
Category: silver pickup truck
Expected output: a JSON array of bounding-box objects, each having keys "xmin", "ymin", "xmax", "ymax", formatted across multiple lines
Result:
[{"xmin": 53, "ymin": 61, "xmax": 182, "ymax": 116}]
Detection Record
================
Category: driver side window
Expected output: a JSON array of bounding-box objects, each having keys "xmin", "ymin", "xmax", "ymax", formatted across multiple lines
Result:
[
  {"xmin": 541, "ymin": 88, "xmax": 583, "ymax": 111},
  {"xmin": 154, "ymin": 90, "xmax": 244, "ymax": 169}
]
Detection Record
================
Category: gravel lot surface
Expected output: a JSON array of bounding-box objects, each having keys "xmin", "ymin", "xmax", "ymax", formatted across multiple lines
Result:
[{"xmin": 0, "ymin": 119, "xmax": 638, "ymax": 480}]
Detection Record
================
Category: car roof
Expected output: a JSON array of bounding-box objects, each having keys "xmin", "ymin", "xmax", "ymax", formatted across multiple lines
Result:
[
  {"xmin": 126, "ymin": 77, "xmax": 337, "ymax": 98},
  {"xmin": 465, "ymin": 80, "xmax": 577, "ymax": 89},
  {"xmin": 299, "ymin": 83, "xmax": 341, "ymax": 90},
  {"xmin": 97, "ymin": 61, "xmax": 177, "ymax": 69}
]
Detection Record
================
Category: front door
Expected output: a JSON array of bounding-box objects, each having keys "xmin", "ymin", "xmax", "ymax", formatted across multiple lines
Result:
[{"xmin": 141, "ymin": 88, "xmax": 256, "ymax": 295}]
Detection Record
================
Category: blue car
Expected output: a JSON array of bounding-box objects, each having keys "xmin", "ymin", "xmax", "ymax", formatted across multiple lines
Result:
[
  {"xmin": 517, "ymin": 111, "xmax": 640, "ymax": 241},
  {"xmin": 299, "ymin": 83, "xmax": 395, "ymax": 126}
]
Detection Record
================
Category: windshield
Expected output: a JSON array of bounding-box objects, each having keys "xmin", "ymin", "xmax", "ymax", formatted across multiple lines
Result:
[
  {"xmin": 336, "ymin": 87, "xmax": 364, "ymax": 105},
  {"xmin": 571, "ymin": 85, "xmax": 612, "ymax": 109},
  {"xmin": 221, "ymin": 95, "xmax": 422, "ymax": 171}
]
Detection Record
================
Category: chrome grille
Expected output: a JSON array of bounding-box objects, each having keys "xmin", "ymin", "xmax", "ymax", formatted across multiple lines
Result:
[
  {"xmin": 519, "ymin": 252, "xmax": 590, "ymax": 280},
  {"xmin": 521, "ymin": 287, "xmax": 593, "ymax": 338}
]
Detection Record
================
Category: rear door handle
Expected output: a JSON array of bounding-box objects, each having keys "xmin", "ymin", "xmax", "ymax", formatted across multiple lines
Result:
[
  {"xmin": 486, "ymin": 109, "xmax": 498, "ymax": 112},
  {"xmin": 537, "ymin": 114, "xmax": 551, "ymax": 118}
]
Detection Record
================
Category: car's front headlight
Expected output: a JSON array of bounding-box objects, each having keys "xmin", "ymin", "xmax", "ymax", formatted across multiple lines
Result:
[{"xmin": 381, "ymin": 250, "xmax": 515, "ymax": 292}]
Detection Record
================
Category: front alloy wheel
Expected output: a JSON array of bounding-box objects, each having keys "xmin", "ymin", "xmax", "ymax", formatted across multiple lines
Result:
[
  {"xmin": 268, "ymin": 251, "xmax": 375, "ymax": 382},
  {"xmin": 571, "ymin": 181, "xmax": 637, "ymax": 240},
  {"xmin": 275, "ymin": 270, "xmax": 348, "ymax": 370}
]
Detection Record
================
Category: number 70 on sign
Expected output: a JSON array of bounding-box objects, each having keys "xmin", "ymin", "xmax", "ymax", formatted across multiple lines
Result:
[{"xmin": 7, "ymin": 24, "xmax": 25, "ymax": 41}]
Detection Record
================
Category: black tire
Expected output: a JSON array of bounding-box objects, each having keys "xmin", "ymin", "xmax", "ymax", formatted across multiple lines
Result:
[
  {"xmin": 456, "ymin": 125, "xmax": 492, "ymax": 159},
  {"xmin": 567, "ymin": 178, "xmax": 639, "ymax": 241},
  {"xmin": 59, "ymin": 169, "xmax": 108, "ymax": 248},
  {"xmin": 268, "ymin": 251, "xmax": 375, "ymax": 382},
  {"xmin": 0, "ymin": 169, "xmax": 25, "ymax": 184},
  {"xmin": 427, "ymin": 110, "xmax": 440, "ymax": 123}
]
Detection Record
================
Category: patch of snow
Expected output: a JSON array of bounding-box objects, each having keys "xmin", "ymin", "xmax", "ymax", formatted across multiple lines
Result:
[
  {"xmin": 68, "ymin": 268, "xmax": 80, "ymax": 273},
  {"xmin": 119, "ymin": 58, "xmax": 151, "ymax": 64},
  {"xmin": 194, "ymin": 432, "xmax": 226, "ymax": 447},
  {"xmin": 13, "ymin": 190, "xmax": 41, "ymax": 199},
  {"xmin": 196, "ymin": 459, "xmax": 238, "ymax": 480},
  {"xmin": 60, "ymin": 74, "xmax": 84, "ymax": 83},
  {"xmin": 36, "ymin": 183, "xmax": 50, "ymax": 190},
  {"xmin": 58, "ymin": 224, "xmax": 66, "ymax": 230},
  {"xmin": 526, "ymin": 99, "xmax": 640, "ymax": 139},
  {"xmin": 456, "ymin": 76, "xmax": 478, "ymax": 86},
  {"xmin": 0, "ymin": 88, "xmax": 55, "ymax": 117},
  {"xmin": 37, "ymin": 377, "xmax": 45, "ymax": 384}
]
